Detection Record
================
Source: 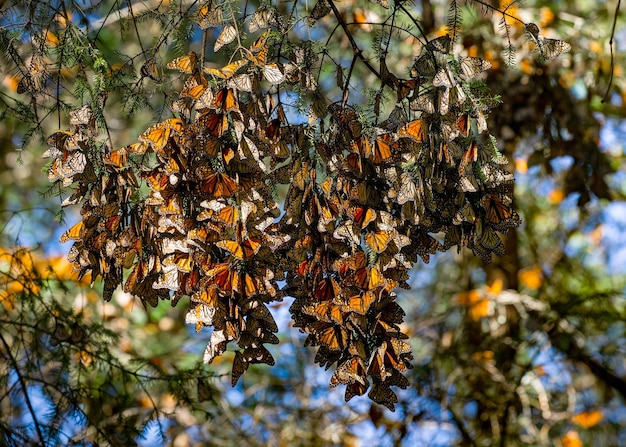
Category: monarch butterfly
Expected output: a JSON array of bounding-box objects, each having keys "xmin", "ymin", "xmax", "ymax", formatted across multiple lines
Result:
[
  {"xmin": 199, "ymin": 172, "xmax": 238, "ymax": 197},
  {"xmin": 142, "ymin": 170, "xmax": 170, "ymax": 193},
  {"xmin": 198, "ymin": 112, "xmax": 228, "ymax": 137},
  {"xmin": 16, "ymin": 75, "xmax": 35, "ymax": 94},
  {"xmin": 242, "ymin": 345, "xmax": 275, "ymax": 367},
  {"xmin": 352, "ymin": 266, "xmax": 385, "ymax": 291},
  {"xmin": 246, "ymin": 31, "xmax": 270, "ymax": 66},
  {"xmin": 248, "ymin": 5, "xmax": 283, "ymax": 33},
  {"xmin": 481, "ymin": 164, "xmax": 514, "ymax": 187},
  {"xmin": 181, "ymin": 75, "xmax": 207, "ymax": 99},
  {"xmin": 458, "ymin": 56, "xmax": 492, "ymax": 80},
  {"xmin": 153, "ymin": 265, "xmax": 180, "ymax": 291},
  {"xmin": 232, "ymin": 271, "xmax": 260, "ymax": 297},
  {"xmin": 410, "ymin": 53, "xmax": 437, "ymax": 78},
  {"xmin": 367, "ymin": 341, "xmax": 393, "ymax": 380},
  {"xmin": 425, "ymin": 34, "xmax": 452, "ymax": 53},
  {"xmin": 332, "ymin": 223, "xmax": 359, "ymax": 247},
  {"xmin": 167, "ymin": 51, "xmax": 199, "ymax": 74},
  {"xmin": 433, "ymin": 65, "xmax": 456, "ymax": 88},
  {"xmin": 70, "ymin": 104, "xmax": 95, "ymax": 128},
  {"xmin": 227, "ymin": 74, "xmax": 253, "ymax": 92},
  {"xmin": 231, "ymin": 351, "xmax": 258, "ymax": 386},
  {"xmin": 525, "ymin": 23, "xmax": 571, "ymax": 61},
  {"xmin": 206, "ymin": 263, "xmax": 234, "ymax": 291},
  {"xmin": 198, "ymin": 200, "xmax": 239, "ymax": 225},
  {"xmin": 481, "ymin": 194, "xmax": 519, "ymax": 228},
  {"xmin": 476, "ymin": 224, "xmax": 505, "ymax": 256},
  {"xmin": 303, "ymin": 300, "xmax": 343, "ymax": 324},
  {"xmin": 409, "ymin": 91, "xmax": 436, "ymax": 114},
  {"xmin": 350, "ymin": 205, "xmax": 377, "ymax": 228},
  {"xmin": 539, "ymin": 38, "xmax": 571, "ymax": 60},
  {"xmin": 104, "ymin": 148, "xmax": 127, "ymax": 170},
  {"xmin": 16, "ymin": 54, "xmax": 49, "ymax": 94},
  {"xmin": 217, "ymin": 238, "xmax": 261, "ymax": 260},
  {"xmin": 211, "ymin": 87, "xmax": 238, "ymax": 112},
  {"xmin": 48, "ymin": 152, "xmax": 87, "ymax": 185},
  {"xmin": 46, "ymin": 130, "xmax": 75, "ymax": 151},
  {"xmin": 314, "ymin": 277, "xmax": 340, "ymax": 301},
  {"xmin": 409, "ymin": 231, "xmax": 442, "ymax": 263},
  {"xmin": 203, "ymin": 328, "xmax": 228, "ymax": 364},
  {"xmin": 370, "ymin": 134, "xmax": 394, "ymax": 164},
  {"xmin": 438, "ymin": 84, "xmax": 466, "ymax": 115},
  {"xmin": 197, "ymin": 2, "xmax": 224, "ymax": 29},
  {"xmin": 341, "ymin": 291, "xmax": 377, "ymax": 315},
  {"xmin": 140, "ymin": 118, "xmax": 184, "ymax": 149},
  {"xmin": 263, "ymin": 63, "xmax": 285, "ymax": 85},
  {"xmin": 140, "ymin": 57, "xmax": 161, "ymax": 81},
  {"xmin": 330, "ymin": 356, "xmax": 367, "ymax": 389},
  {"xmin": 453, "ymin": 202, "xmax": 476, "ymax": 225},
  {"xmin": 185, "ymin": 303, "xmax": 216, "ymax": 329},
  {"xmin": 310, "ymin": 0, "xmax": 331, "ymax": 20},
  {"xmin": 397, "ymin": 119, "xmax": 426, "ymax": 142},
  {"xmin": 380, "ymin": 105, "xmax": 408, "ymax": 131},
  {"xmin": 125, "ymin": 141, "xmax": 148, "ymax": 155},
  {"xmin": 314, "ymin": 323, "xmax": 347, "ymax": 352},
  {"xmin": 204, "ymin": 59, "xmax": 248, "ymax": 79},
  {"xmin": 459, "ymin": 140, "xmax": 478, "ymax": 175},
  {"xmin": 396, "ymin": 79, "xmax": 418, "ymax": 101},
  {"xmin": 365, "ymin": 230, "xmax": 392, "ymax": 253},
  {"xmin": 345, "ymin": 378, "xmax": 370, "ymax": 402},
  {"xmin": 214, "ymin": 25, "xmax": 237, "ymax": 52},
  {"xmin": 60, "ymin": 221, "xmax": 84, "ymax": 243}
]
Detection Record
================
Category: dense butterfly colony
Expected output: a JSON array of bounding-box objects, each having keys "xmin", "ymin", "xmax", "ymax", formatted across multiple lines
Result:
[{"xmin": 44, "ymin": 2, "xmax": 526, "ymax": 410}]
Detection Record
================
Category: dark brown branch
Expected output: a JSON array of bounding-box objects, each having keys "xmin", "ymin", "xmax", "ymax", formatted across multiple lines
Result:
[
  {"xmin": 327, "ymin": 0, "xmax": 385, "ymax": 85},
  {"xmin": 0, "ymin": 331, "xmax": 46, "ymax": 445}
]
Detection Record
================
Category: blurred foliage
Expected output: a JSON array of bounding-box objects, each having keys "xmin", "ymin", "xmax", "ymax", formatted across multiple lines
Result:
[{"xmin": 1, "ymin": 0, "xmax": 625, "ymax": 446}]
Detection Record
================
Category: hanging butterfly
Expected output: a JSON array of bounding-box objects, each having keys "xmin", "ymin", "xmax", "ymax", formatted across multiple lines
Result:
[
  {"xmin": 211, "ymin": 87, "xmax": 239, "ymax": 112},
  {"xmin": 303, "ymin": 300, "xmax": 344, "ymax": 325},
  {"xmin": 314, "ymin": 277, "xmax": 341, "ymax": 301},
  {"xmin": 199, "ymin": 172, "xmax": 238, "ymax": 197},
  {"xmin": 409, "ymin": 91, "xmax": 436, "ymax": 114},
  {"xmin": 139, "ymin": 118, "xmax": 184, "ymax": 151},
  {"xmin": 197, "ymin": 2, "xmax": 224, "ymax": 29},
  {"xmin": 410, "ymin": 53, "xmax": 437, "ymax": 78},
  {"xmin": 397, "ymin": 119, "xmax": 426, "ymax": 142},
  {"xmin": 167, "ymin": 51, "xmax": 199, "ymax": 74},
  {"xmin": 214, "ymin": 25, "xmax": 237, "ymax": 52},
  {"xmin": 310, "ymin": 0, "xmax": 332, "ymax": 20},
  {"xmin": 331, "ymin": 356, "xmax": 367, "ymax": 387},
  {"xmin": 226, "ymin": 74, "xmax": 253, "ymax": 92},
  {"xmin": 425, "ymin": 34, "xmax": 452, "ymax": 53},
  {"xmin": 140, "ymin": 57, "xmax": 161, "ymax": 80},
  {"xmin": 247, "ymin": 31, "xmax": 270, "ymax": 66},
  {"xmin": 369, "ymin": 133, "xmax": 394, "ymax": 164},
  {"xmin": 69, "ymin": 104, "xmax": 95, "ymax": 128},
  {"xmin": 217, "ymin": 238, "xmax": 262, "ymax": 260},
  {"xmin": 481, "ymin": 194, "xmax": 520, "ymax": 229},
  {"xmin": 204, "ymin": 59, "xmax": 248, "ymax": 80},
  {"xmin": 248, "ymin": 5, "xmax": 283, "ymax": 33},
  {"xmin": 396, "ymin": 79, "xmax": 418, "ymax": 101},
  {"xmin": 365, "ymin": 230, "xmax": 392, "ymax": 253},
  {"xmin": 458, "ymin": 56, "xmax": 492, "ymax": 80},
  {"xmin": 311, "ymin": 322, "xmax": 347, "ymax": 352},
  {"xmin": 263, "ymin": 64, "xmax": 285, "ymax": 85},
  {"xmin": 198, "ymin": 112, "xmax": 228, "ymax": 137},
  {"xmin": 181, "ymin": 74, "xmax": 208, "ymax": 99}
]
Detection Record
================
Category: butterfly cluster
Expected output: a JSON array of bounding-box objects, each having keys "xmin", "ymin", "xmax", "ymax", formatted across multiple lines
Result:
[{"xmin": 45, "ymin": 2, "xmax": 522, "ymax": 411}]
